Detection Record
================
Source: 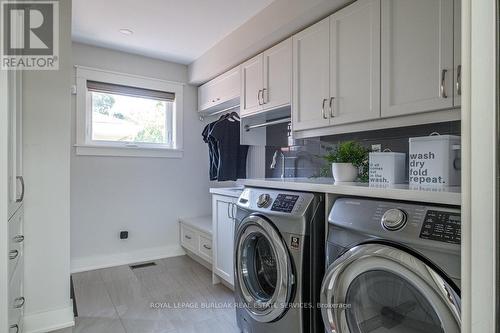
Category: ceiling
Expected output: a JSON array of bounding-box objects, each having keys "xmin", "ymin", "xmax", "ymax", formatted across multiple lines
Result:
[{"xmin": 72, "ymin": 0, "xmax": 275, "ymax": 65}]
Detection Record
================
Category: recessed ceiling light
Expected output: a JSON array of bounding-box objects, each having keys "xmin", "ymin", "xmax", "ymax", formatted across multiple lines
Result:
[{"xmin": 119, "ymin": 29, "xmax": 134, "ymax": 36}]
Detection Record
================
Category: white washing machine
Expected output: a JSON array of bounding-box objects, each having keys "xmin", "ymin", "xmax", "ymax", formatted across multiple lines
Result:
[{"xmin": 320, "ymin": 198, "xmax": 461, "ymax": 333}]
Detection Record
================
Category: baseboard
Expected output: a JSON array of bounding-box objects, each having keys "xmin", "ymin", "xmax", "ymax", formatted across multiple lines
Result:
[
  {"xmin": 23, "ymin": 305, "xmax": 75, "ymax": 333},
  {"xmin": 70, "ymin": 245, "xmax": 186, "ymax": 273}
]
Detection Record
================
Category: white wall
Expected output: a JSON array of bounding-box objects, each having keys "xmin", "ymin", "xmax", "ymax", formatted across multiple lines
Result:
[
  {"xmin": 461, "ymin": 0, "xmax": 497, "ymax": 331},
  {"xmin": 22, "ymin": 0, "xmax": 74, "ymax": 332},
  {"xmin": 70, "ymin": 43, "xmax": 212, "ymax": 272},
  {"xmin": 188, "ymin": 0, "xmax": 350, "ymax": 84}
]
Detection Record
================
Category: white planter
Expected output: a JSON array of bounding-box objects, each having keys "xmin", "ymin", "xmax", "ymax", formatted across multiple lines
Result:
[{"xmin": 331, "ymin": 163, "xmax": 358, "ymax": 182}]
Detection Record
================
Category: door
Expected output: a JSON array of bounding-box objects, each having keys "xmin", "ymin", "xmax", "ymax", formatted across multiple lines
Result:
[
  {"xmin": 212, "ymin": 195, "xmax": 236, "ymax": 285},
  {"xmin": 292, "ymin": 18, "xmax": 331, "ymax": 131},
  {"xmin": 330, "ymin": 0, "xmax": 381, "ymax": 125},
  {"xmin": 381, "ymin": 0, "xmax": 454, "ymax": 117},
  {"xmin": 320, "ymin": 244, "xmax": 461, "ymax": 333},
  {"xmin": 263, "ymin": 38, "xmax": 292, "ymax": 110},
  {"xmin": 235, "ymin": 215, "xmax": 294, "ymax": 323},
  {"xmin": 453, "ymin": 0, "xmax": 461, "ymax": 107},
  {"xmin": 7, "ymin": 70, "xmax": 23, "ymax": 219},
  {"xmin": 240, "ymin": 54, "xmax": 264, "ymax": 117}
]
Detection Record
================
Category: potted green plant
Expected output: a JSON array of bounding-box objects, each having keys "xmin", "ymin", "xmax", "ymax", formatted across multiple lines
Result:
[{"xmin": 321, "ymin": 141, "xmax": 369, "ymax": 182}]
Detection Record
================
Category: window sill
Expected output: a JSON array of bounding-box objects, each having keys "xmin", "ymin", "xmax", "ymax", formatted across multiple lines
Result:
[{"xmin": 74, "ymin": 144, "xmax": 184, "ymax": 158}]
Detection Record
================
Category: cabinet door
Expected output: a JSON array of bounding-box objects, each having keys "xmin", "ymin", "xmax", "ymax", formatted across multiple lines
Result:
[
  {"xmin": 212, "ymin": 196, "xmax": 235, "ymax": 285},
  {"xmin": 240, "ymin": 54, "xmax": 263, "ymax": 117},
  {"xmin": 8, "ymin": 70, "xmax": 22, "ymax": 219},
  {"xmin": 292, "ymin": 18, "xmax": 331, "ymax": 131},
  {"xmin": 198, "ymin": 67, "xmax": 240, "ymax": 112},
  {"xmin": 381, "ymin": 0, "xmax": 454, "ymax": 117},
  {"xmin": 262, "ymin": 38, "xmax": 292, "ymax": 110},
  {"xmin": 453, "ymin": 0, "xmax": 461, "ymax": 107},
  {"xmin": 330, "ymin": 0, "xmax": 381, "ymax": 125}
]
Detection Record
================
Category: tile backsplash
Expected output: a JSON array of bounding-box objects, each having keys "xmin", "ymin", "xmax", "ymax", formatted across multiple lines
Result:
[{"xmin": 265, "ymin": 121, "xmax": 460, "ymax": 179}]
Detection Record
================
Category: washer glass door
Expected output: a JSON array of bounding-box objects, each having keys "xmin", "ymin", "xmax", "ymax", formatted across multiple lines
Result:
[
  {"xmin": 320, "ymin": 244, "xmax": 461, "ymax": 333},
  {"xmin": 236, "ymin": 215, "xmax": 293, "ymax": 323}
]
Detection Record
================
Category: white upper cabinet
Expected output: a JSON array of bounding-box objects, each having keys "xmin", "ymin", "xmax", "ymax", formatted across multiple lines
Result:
[
  {"xmin": 241, "ymin": 38, "xmax": 292, "ymax": 117},
  {"xmin": 262, "ymin": 38, "xmax": 292, "ymax": 111},
  {"xmin": 453, "ymin": 0, "xmax": 461, "ymax": 107},
  {"xmin": 240, "ymin": 54, "xmax": 264, "ymax": 116},
  {"xmin": 330, "ymin": 0, "xmax": 381, "ymax": 125},
  {"xmin": 381, "ymin": 0, "xmax": 454, "ymax": 117},
  {"xmin": 292, "ymin": 18, "xmax": 331, "ymax": 131},
  {"xmin": 198, "ymin": 66, "xmax": 240, "ymax": 113}
]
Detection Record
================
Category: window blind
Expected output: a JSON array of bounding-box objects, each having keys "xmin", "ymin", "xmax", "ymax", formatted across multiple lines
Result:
[{"xmin": 87, "ymin": 80, "xmax": 175, "ymax": 101}]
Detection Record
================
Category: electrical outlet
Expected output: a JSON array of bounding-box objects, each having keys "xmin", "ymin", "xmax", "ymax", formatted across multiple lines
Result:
[
  {"xmin": 371, "ymin": 144, "xmax": 382, "ymax": 152},
  {"xmin": 120, "ymin": 231, "xmax": 128, "ymax": 239}
]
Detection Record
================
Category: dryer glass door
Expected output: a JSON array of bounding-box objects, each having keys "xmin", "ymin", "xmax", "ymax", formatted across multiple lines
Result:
[
  {"xmin": 235, "ymin": 215, "xmax": 293, "ymax": 323},
  {"xmin": 320, "ymin": 244, "xmax": 461, "ymax": 333}
]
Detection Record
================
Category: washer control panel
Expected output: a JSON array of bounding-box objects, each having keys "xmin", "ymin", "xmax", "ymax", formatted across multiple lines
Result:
[
  {"xmin": 419, "ymin": 210, "xmax": 461, "ymax": 244},
  {"xmin": 237, "ymin": 188, "xmax": 314, "ymax": 217},
  {"xmin": 271, "ymin": 194, "xmax": 300, "ymax": 213}
]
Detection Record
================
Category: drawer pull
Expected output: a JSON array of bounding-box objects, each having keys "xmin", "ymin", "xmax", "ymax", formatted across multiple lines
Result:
[
  {"xmin": 13, "ymin": 235, "xmax": 24, "ymax": 243},
  {"xmin": 10, "ymin": 324, "xmax": 19, "ymax": 333},
  {"xmin": 13, "ymin": 297, "xmax": 25, "ymax": 309},
  {"xmin": 9, "ymin": 250, "xmax": 19, "ymax": 260},
  {"xmin": 203, "ymin": 244, "xmax": 212, "ymax": 250},
  {"xmin": 184, "ymin": 235, "xmax": 192, "ymax": 240}
]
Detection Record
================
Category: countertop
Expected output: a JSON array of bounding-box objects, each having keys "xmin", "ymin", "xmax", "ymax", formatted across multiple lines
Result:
[
  {"xmin": 209, "ymin": 186, "xmax": 244, "ymax": 198},
  {"xmin": 239, "ymin": 178, "xmax": 461, "ymax": 206}
]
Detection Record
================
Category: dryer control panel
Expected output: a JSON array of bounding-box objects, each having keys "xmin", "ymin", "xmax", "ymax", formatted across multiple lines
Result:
[{"xmin": 419, "ymin": 210, "xmax": 461, "ymax": 244}]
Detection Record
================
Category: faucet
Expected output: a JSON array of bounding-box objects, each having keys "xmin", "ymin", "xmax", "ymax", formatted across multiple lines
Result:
[{"xmin": 270, "ymin": 149, "xmax": 285, "ymax": 179}]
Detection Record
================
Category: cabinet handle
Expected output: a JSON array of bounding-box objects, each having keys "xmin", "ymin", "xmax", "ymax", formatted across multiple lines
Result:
[
  {"xmin": 262, "ymin": 88, "xmax": 267, "ymax": 104},
  {"xmin": 9, "ymin": 250, "xmax": 19, "ymax": 260},
  {"xmin": 258, "ymin": 90, "xmax": 262, "ymax": 105},
  {"xmin": 184, "ymin": 235, "xmax": 192, "ymax": 240},
  {"xmin": 13, "ymin": 297, "xmax": 25, "ymax": 309},
  {"xmin": 321, "ymin": 98, "xmax": 328, "ymax": 119},
  {"xmin": 13, "ymin": 235, "xmax": 24, "ymax": 243},
  {"xmin": 203, "ymin": 244, "xmax": 212, "ymax": 250},
  {"xmin": 9, "ymin": 324, "xmax": 19, "ymax": 333},
  {"xmin": 329, "ymin": 97, "xmax": 335, "ymax": 118},
  {"xmin": 227, "ymin": 203, "xmax": 231, "ymax": 219},
  {"xmin": 16, "ymin": 176, "xmax": 24, "ymax": 203},
  {"xmin": 440, "ymin": 69, "xmax": 448, "ymax": 98},
  {"xmin": 456, "ymin": 65, "xmax": 462, "ymax": 96}
]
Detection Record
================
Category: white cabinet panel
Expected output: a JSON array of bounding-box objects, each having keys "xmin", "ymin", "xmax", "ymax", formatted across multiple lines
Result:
[
  {"xmin": 330, "ymin": 0, "xmax": 381, "ymax": 125},
  {"xmin": 212, "ymin": 195, "xmax": 236, "ymax": 286},
  {"xmin": 240, "ymin": 54, "xmax": 264, "ymax": 117},
  {"xmin": 453, "ymin": 0, "xmax": 461, "ymax": 107},
  {"xmin": 263, "ymin": 38, "xmax": 292, "ymax": 110},
  {"xmin": 198, "ymin": 66, "xmax": 240, "ymax": 113},
  {"xmin": 292, "ymin": 18, "xmax": 331, "ymax": 131},
  {"xmin": 381, "ymin": 0, "xmax": 454, "ymax": 117}
]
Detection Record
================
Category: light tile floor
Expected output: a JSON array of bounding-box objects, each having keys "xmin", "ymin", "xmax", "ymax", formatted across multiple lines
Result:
[{"xmin": 71, "ymin": 255, "xmax": 239, "ymax": 333}]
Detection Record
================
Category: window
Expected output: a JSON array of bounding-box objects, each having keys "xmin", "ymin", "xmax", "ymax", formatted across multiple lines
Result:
[{"xmin": 75, "ymin": 66, "xmax": 184, "ymax": 158}]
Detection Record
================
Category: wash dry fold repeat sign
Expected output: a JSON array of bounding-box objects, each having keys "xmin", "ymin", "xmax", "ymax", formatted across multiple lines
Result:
[
  {"xmin": 409, "ymin": 151, "xmax": 445, "ymax": 185},
  {"xmin": 1, "ymin": 0, "xmax": 59, "ymax": 70}
]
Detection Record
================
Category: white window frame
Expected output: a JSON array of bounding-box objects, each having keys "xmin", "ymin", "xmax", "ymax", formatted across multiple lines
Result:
[{"xmin": 75, "ymin": 65, "xmax": 184, "ymax": 158}]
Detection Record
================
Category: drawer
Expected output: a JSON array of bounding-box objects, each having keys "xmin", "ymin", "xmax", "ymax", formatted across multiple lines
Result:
[
  {"xmin": 198, "ymin": 235, "xmax": 213, "ymax": 262},
  {"xmin": 8, "ymin": 208, "xmax": 24, "ymax": 282},
  {"xmin": 180, "ymin": 224, "xmax": 197, "ymax": 252},
  {"xmin": 9, "ymin": 259, "xmax": 24, "ymax": 333}
]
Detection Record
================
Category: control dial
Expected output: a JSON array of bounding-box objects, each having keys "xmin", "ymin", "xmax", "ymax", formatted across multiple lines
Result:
[
  {"xmin": 381, "ymin": 209, "xmax": 407, "ymax": 231},
  {"xmin": 257, "ymin": 194, "xmax": 272, "ymax": 208}
]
